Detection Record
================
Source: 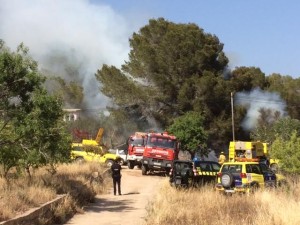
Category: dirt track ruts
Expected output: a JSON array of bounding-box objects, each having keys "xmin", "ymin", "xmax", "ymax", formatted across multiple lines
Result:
[{"xmin": 65, "ymin": 166, "xmax": 166, "ymax": 225}]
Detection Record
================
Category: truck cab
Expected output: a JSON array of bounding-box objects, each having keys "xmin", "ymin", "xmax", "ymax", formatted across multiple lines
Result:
[
  {"xmin": 127, "ymin": 132, "xmax": 147, "ymax": 169},
  {"xmin": 141, "ymin": 132, "xmax": 179, "ymax": 175}
]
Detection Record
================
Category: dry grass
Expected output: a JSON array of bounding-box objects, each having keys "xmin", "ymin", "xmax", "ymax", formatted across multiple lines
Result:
[
  {"xmin": 0, "ymin": 162, "xmax": 111, "ymax": 223},
  {"xmin": 146, "ymin": 177, "xmax": 300, "ymax": 225}
]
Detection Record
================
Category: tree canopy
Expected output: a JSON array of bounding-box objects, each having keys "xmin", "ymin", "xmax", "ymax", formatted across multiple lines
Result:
[
  {"xmin": 96, "ymin": 18, "xmax": 234, "ymax": 149},
  {"xmin": 0, "ymin": 41, "xmax": 71, "ymax": 177},
  {"xmin": 271, "ymin": 132, "xmax": 300, "ymax": 174},
  {"xmin": 167, "ymin": 111, "xmax": 208, "ymax": 154},
  {"xmin": 251, "ymin": 116, "xmax": 300, "ymax": 143}
]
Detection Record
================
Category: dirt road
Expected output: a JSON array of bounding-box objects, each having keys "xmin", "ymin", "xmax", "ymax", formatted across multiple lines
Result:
[{"xmin": 65, "ymin": 167, "xmax": 167, "ymax": 225}]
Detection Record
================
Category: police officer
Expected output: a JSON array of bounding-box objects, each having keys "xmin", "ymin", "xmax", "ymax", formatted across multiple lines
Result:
[{"xmin": 111, "ymin": 159, "xmax": 122, "ymax": 195}]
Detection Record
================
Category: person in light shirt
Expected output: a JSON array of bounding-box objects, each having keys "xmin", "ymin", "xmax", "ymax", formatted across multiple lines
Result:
[{"xmin": 218, "ymin": 151, "xmax": 226, "ymax": 165}]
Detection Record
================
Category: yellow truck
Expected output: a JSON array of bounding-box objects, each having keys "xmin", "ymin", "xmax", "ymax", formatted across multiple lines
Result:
[
  {"xmin": 71, "ymin": 128, "xmax": 120, "ymax": 167},
  {"xmin": 71, "ymin": 143, "xmax": 120, "ymax": 167},
  {"xmin": 228, "ymin": 141, "xmax": 279, "ymax": 170}
]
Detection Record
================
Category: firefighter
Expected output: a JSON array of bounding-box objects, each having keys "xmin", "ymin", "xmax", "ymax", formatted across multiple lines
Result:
[
  {"xmin": 111, "ymin": 159, "xmax": 122, "ymax": 195},
  {"xmin": 218, "ymin": 151, "xmax": 226, "ymax": 165}
]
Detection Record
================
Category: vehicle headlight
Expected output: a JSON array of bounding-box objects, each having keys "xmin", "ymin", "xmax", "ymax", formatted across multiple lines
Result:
[
  {"xmin": 143, "ymin": 161, "xmax": 148, "ymax": 164},
  {"xmin": 166, "ymin": 163, "xmax": 171, "ymax": 167}
]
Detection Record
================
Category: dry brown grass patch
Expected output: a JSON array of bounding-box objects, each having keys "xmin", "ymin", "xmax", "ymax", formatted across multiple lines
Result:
[
  {"xmin": 146, "ymin": 178, "xmax": 300, "ymax": 225},
  {"xmin": 0, "ymin": 162, "xmax": 111, "ymax": 223}
]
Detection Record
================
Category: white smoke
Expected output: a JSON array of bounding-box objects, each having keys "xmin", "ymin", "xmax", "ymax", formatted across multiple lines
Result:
[
  {"xmin": 0, "ymin": 0, "xmax": 146, "ymax": 111},
  {"xmin": 235, "ymin": 88, "xmax": 287, "ymax": 131}
]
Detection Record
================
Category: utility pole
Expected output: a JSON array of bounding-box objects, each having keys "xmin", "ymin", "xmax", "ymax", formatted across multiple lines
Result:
[{"xmin": 231, "ymin": 92, "xmax": 235, "ymax": 141}]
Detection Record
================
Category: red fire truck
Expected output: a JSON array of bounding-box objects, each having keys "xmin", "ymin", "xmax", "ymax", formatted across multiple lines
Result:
[
  {"xmin": 127, "ymin": 132, "xmax": 147, "ymax": 169},
  {"xmin": 141, "ymin": 132, "xmax": 179, "ymax": 175}
]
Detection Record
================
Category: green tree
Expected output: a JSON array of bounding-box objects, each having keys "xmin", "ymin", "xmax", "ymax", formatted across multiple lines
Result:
[
  {"xmin": 18, "ymin": 89, "xmax": 71, "ymax": 175},
  {"xmin": 96, "ymin": 18, "xmax": 231, "ymax": 149},
  {"xmin": 167, "ymin": 111, "xmax": 208, "ymax": 155},
  {"xmin": 251, "ymin": 116, "xmax": 300, "ymax": 143},
  {"xmin": 46, "ymin": 76, "xmax": 84, "ymax": 108},
  {"xmin": 96, "ymin": 18, "xmax": 228, "ymax": 124},
  {"xmin": 228, "ymin": 67, "xmax": 268, "ymax": 141},
  {"xmin": 230, "ymin": 67, "xmax": 266, "ymax": 92},
  {"xmin": 266, "ymin": 74, "xmax": 300, "ymax": 120},
  {"xmin": 271, "ymin": 131, "xmax": 300, "ymax": 174},
  {"xmin": 0, "ymin": 41, "xmax": 71, "ymax": 177}
]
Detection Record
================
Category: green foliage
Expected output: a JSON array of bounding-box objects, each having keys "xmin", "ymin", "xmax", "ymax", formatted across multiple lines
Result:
[
  {"xmin": 96, "ymin": 18, "xmax": 229, "ymax": 121},
  {"xmin": 167, "ymin": 111, "xmax": 208, "ymax": 154},
  {"xmin": 48, "ymin": 77, "xmax": 84, "ymax": 107},
  {"xmin": 251, "ymin": 117, "xmax": 300, "ymax": 143},
  {"xmin": 18, "ymin": 89, "xmax": 71, "ymax": 169},
  {"xmin": 271, "ymin": 132, "xmax": 300, "ymax": 174},
  {"xmin": 272, "ymin": 117, "xmax": 300, "ymax": 140},
  {"xmin": 96, "ymin": 65, "xmax": 146, "ymax": 106},
  {"xmin": 95, "ymin": 18, "xmax": 300, "ymax": 150},
  {"xmin": 266, "ymin": 74, "xmax": 300, "ymax": 120},
  {"xmin": 96, "ymin": 18, "xmax": 233, "ymax": 148},
  {"xmin": 0, "ymin": 41, "xmax": 71, "ymax": 177},
  {"xmin": 230, "ymin": 67, "xmax": 266, "ymax": 92}
]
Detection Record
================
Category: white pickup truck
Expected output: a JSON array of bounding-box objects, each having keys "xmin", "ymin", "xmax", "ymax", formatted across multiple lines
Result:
[{"xmin": 108, "ymin": 149, "xmax": 127, "ymax": 165}]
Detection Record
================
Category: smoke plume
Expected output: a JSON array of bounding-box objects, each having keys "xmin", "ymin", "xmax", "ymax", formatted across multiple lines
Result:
[
  {"xmin": 0, "ymin": 0, "xmax": 146, "ymax": 113},
  {"xmin": 235, "ymin": 88, "xmax": 287, "ymax": 131}
]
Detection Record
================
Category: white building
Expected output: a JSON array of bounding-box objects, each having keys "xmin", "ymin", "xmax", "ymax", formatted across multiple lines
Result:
[{"xmin": 63, "ymin": 109, "xmax": 81, "ymax": 121}]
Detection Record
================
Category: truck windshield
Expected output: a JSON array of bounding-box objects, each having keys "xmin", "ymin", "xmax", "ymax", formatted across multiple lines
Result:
[
  {"xmin": 147, "ymin": 137, "xmax": 176, "ymax": 149},
  {"xmin": 130, "ymin": 138, "xmax": 144, "ymax": 146}
]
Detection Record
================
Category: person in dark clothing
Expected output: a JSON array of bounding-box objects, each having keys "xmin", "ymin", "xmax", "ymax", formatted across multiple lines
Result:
[{"xmin": 111, "ymin": 159, "xmax": 122, "ymax": 195}]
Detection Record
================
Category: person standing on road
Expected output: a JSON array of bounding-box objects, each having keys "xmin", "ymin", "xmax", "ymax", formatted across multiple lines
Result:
[{"xmin": 111, "ymin": 159, "xmax": 122, "ymax": 195}]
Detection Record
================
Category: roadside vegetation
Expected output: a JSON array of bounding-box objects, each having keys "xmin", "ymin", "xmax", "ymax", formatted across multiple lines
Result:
[
  {"xmin": 146, "ymin": 177, "xmax": 300, "ymax": 225},
  {"xmin": 0, "ymin": 162, "xmax": 111, "ymax": 224}
]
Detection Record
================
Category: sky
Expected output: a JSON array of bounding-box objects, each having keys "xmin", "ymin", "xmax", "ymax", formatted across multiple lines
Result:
[
  {"xmin": 0, "ymin": 0, "xmax": 299, "ymax": 115},
  {"xmin": 96, "ymin": 0, "xmax": 300, "ymax": 78}
]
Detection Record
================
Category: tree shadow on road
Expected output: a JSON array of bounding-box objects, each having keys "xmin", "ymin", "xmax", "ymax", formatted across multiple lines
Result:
[
  {"xmin": 83, "ymin": 197, "xmax": 137, "ymax": 213},
  {"xmin": 122, "ymin": 192, "xmax": 140, "ymax": 195}
]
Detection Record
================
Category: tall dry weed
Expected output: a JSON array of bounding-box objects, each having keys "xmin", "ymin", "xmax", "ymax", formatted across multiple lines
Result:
[
  {"xmin": 50, "ymin": 194, "xmax": 78, "ymax": 224},
  {"xmin": 0, "ymin": 162, "xmax": 111, "ymax": 222},
  {"xmin": 146, "ymin": 178, "xmax": 300, "ymax": 225}
]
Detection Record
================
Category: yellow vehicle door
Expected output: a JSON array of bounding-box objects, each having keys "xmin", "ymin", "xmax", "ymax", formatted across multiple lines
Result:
[{"xmin": 245, "ymin": 164, "xmax": 264, "ymax": 187}]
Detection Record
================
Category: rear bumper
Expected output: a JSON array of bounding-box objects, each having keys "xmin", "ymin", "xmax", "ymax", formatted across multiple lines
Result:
[
  {"xmin": 127, "ymin": 155, "xmax": 143, "ymax": 161},
  {"xmin": 170, "ymin": 176, "xmax": 192, "ymax": 187},
  {"xmin": 142, "ymin": 157, "xmax": 172, "ymax": 169},
  {"xmin": 215, "ymin": 183, "xmax": 249, "ymax": 193}
]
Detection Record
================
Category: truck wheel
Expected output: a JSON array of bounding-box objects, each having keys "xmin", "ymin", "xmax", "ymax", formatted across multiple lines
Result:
[
  {"xmin": 221, "ymin": 172, "xmax": 234, "ymax": 188},
  {"xmin": 141, "ymin": 165, "xmax": 148, "ymax": 175},
  {"xmin": 106, "ymin": 160, "xmax": 114, "ymax": 167},
  {"xmin": 128, "ymin": 161, "xmax": 135, "ymax": 169}
]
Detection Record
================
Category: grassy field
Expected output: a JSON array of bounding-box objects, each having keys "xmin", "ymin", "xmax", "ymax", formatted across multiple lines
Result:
[
  {"xmin": 0, "ymin": 162, "xmax": 111, "ymax": 223},
  {"xmin": 145, "ymin": 176, "xmax": 300, "ymax": 225},
  {"xmin": 1, "ymin": 164, "xmax": 299, "ymax": 225}
]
